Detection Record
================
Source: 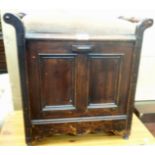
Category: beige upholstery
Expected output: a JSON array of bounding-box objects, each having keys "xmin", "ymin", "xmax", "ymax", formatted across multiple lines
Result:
[{"xmin": 22, "ymin": 12, "xmax": 137, "ymax": 35}]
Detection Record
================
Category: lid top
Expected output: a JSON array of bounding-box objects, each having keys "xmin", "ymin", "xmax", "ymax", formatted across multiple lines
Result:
[{"xmin": 22, "ymin": 12, "xmax": 137, "ymax": 37}]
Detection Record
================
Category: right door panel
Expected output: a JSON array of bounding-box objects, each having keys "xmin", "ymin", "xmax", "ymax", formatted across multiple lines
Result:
[
  {"xmin": 89, "ymin": 54, "xmax": 123, "ymax": 104},
  {"xmin": 88, "ymin": 53, "xmax": 125, "ymax": 112}
]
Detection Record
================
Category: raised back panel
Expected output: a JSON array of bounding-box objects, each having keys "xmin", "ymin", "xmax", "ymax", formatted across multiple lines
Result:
[{"xmin": 88, "ymin": 54, "xmax": 123, "ymax": 109}]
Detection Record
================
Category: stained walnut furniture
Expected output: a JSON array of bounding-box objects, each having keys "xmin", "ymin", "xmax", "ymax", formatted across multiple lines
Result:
[{"xmin": 3, "ymin": 12, "xmax": 153, "ymax": 145}]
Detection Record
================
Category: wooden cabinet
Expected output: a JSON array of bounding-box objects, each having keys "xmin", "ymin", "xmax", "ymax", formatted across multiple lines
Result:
[
  {"xmin": 3, "ymin": 12, "xmax": 153, "ymax": 145},
  {"xmin": 26, "ymin": 41, "xmax": 132, "ymax": 119}
]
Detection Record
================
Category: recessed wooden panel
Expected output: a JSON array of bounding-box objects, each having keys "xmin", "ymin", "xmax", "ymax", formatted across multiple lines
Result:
[
  {"xmin": 88, "ymin": 54, "xmax": 123, "ymax": 108},
  {"xmin": 26, "ymin": 41, "xmax": 133, "ymax": 118},
  {"xmin": 26, "ymin": 41, "xmax": 133, "ymax": 124},
  {"xmin": 39, "ymin": 54, "xmax": 76, "ymax": 111}
]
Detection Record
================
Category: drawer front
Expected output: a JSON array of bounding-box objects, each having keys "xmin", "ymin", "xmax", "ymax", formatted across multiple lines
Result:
[{"xmin": 26, "ymin": 40, "xmax": 134, "ymax": 120}]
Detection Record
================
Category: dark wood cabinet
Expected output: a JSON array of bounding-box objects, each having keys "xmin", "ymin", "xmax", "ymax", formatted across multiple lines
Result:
[
  {"xmin": 3, "ymin": 12, "xmax": 153, "ymax": 145},
  {"xmin": 26, "ymin": 40, "xmax": 132, "ymax": 119}
]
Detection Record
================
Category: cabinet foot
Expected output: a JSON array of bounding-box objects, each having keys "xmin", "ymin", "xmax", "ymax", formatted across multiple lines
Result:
[{"xmin": 123, "ymin": 134, "xmax": 129, "ymax": 140}]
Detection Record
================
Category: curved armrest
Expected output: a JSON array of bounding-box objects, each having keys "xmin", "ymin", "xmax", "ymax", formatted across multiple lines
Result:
[{"xmin": 119, "ymin": 16, "xmax": 153, "ymax": 32}]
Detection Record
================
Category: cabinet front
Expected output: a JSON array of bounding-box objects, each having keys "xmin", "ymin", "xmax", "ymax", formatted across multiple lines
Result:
[{"xmin": 26, "ymin": 40, "xmax": 134, "ymax": 121}]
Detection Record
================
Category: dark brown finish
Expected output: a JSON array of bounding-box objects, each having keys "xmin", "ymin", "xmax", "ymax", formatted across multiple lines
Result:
[
  {"xmin": 31, "ymin": 120, "xmax": 126, "ymax": 143},
  {"xmin": 3, "ymin": 13, "xmax": 153, "ymax": 145},
  {"xmin": 0, "ymin": 34, "xmax": 7, "ymax": 73},
  {"xmin": 26, "ymin": 41, "xmax": 133, "ymax": 120}
]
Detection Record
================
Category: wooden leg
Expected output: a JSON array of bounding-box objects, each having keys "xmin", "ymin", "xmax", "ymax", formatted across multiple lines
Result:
[
  {"xmin": 123, "ymin": 134, "xmax": 129, "ymax": 140},
  {"xmin": 123, "ymin": 130, "xmax": 130, "ymax": 140},
  {"xmin": 26, "ymin": 137, "xmax": 33, "ymax": 146}
]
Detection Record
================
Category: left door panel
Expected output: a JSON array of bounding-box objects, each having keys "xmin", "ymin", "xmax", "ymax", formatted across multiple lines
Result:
[
  {"xmin": 26, "ymin": 41, "xmax": 77, "ymax": 119},
  {"xmin": 39, "ymin": 54, "xmax": 76, "ymax": 113}
]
